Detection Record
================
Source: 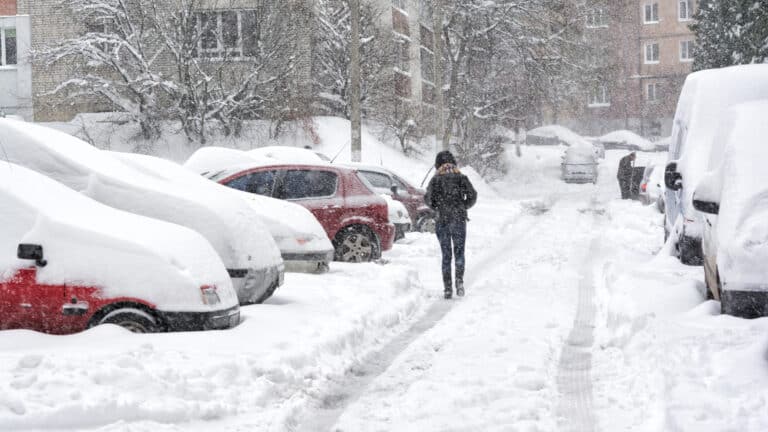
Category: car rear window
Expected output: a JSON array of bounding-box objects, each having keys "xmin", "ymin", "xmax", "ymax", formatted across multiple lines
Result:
[
  {"xmin": 225, "ymin": 171, "xmax": 277, "ymax": 196},
  {"xmin": 360, "ymin": 171, "xmax": 391, "ymax": 189},
  {"xmin": 278, "ymin": 170, "xmax": 338, "ymax": 200}
]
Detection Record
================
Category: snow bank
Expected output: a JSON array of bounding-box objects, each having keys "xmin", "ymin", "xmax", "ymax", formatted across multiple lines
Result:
[
  {"xmin": 0, "ymin": 163, "xmax": 235, "ymax": 312},
  {"xmin": 598, "ymin": 130, "xmax": 655, "ymax": 151}
]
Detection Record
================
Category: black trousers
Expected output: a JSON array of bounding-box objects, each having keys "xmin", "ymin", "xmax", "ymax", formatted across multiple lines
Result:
[{"xmin": 436, "ymin": 219, "xmax": 466, "ymax": 291}]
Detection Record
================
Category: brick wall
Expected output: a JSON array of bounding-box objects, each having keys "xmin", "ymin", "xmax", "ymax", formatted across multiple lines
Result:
[{"xmin": 0, "ymin": 0, "xmax": 16, "ymax": 16}]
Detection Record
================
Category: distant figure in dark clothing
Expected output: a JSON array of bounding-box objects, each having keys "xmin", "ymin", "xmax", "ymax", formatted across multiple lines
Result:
[
  {"xmin": 617, "ymin": 152, "xmax": 636, "ymax": 199},
  {"xmin": 425, "ymin": 151, "xmax": 478, "ymax": 299}
]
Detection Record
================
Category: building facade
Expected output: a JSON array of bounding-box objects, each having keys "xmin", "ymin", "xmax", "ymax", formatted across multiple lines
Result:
[
  {"xmin": 563, "ymin": 0, "xmax": 697, "ymax": 138},
  {"xmin": 0, "ymin": 0, "xmax": 32, "ymax": 120}
]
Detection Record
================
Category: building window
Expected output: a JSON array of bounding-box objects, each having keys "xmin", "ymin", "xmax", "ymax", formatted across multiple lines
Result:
[
  {"xmin": 644, "ymin": 42, "xmax": 660, "ymax": 64},
  {"xmin": 680, "ymin": 40, "xmax": 694, "ymax": 62},
  {"xmin": 644, "ymin": 3, "xmax": 659, "ymax": 24},
  {"xmin": 195, "ymin": 10, "xmax": 260, "ymax": 58},
  {"xmin": 1, "ymin": 27, "xmax": 16, "ymax": 66},
  {"xmin": 586, "ymin": 9, "xmax": 608, "ymax": 28},
  {"xmin": 679, "ymin": 0, "xmax": 692, "ymax": 21},
  {"xmin": 588, "ymin": 86, "xmax": 610, "ymax": 107},
  {"xmin": 420, "ymin": 47, "xmax": 433, "ymax": 81},
  {"xmin": 647, "ymin": 82, "xmax": 660, "ymax": 102},
  {"xmin": 392, "ymin": 7, "xmax": 410, "ymax": 36},
  {"xmin": 395, "ymin": 37, "xmax": 410, "ymax": 72},
  {"xmin": 394, "ymin": 72, "xmax": 412, "ymax": 99},
  {"xmin": 392, "ymin": 0, "xmax": 408, "ymax": 13}
]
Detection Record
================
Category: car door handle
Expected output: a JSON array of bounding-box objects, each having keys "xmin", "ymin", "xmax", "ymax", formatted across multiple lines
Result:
[{"xmin": 19, "ymin": 303, "xmax": 32, "ymax": 309}]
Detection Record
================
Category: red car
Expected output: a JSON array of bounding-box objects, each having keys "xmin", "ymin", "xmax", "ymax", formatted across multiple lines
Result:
[{"xmin": 213, "ymin": 163, "xmax": 395, "ymax": 263}]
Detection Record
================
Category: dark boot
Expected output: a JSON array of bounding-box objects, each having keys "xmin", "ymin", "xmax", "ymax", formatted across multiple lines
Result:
[
  {"xmin": 443, "ymin": 273, "xmax": 453, "ymax": 299},
  {"xmin": 455, "ymin": 268, "xmax": 465, "ymax": 297}
]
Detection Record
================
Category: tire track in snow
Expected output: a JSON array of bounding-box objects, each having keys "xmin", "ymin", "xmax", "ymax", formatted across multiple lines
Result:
[
  {"xmin": 294, "ymin": 196, "xmax": 558, "ymax": 432},
  {"xmin": 556, "ymin": 199, "xmax": 603, "ymax": 432}
]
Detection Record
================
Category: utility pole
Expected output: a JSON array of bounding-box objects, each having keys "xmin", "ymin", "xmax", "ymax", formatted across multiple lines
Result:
[
  {"xmin": 349, "ymin": 0, "xmax": 362, "ymax": 162},
  {"xmin": 432, "ymin": 0, "xmax": 448, "ymax": 151}
]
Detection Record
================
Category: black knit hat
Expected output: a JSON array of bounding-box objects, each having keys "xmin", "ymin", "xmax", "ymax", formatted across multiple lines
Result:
[{"xmin": 435, "ymin": 150, "xmax": 457, "ymax": 169}]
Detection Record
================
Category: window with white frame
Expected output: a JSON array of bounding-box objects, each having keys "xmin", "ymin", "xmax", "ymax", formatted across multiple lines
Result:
[
  {"xmin": 588, "ymin": 85, "xmax": 610, "ymax": 107},
  {"xmin": 644, "ymin": 3, "xmax": 659, "ymax": 23},
  {"xmin": 644, "ymin": 42, "xmax": 660, "ymax": 64},
  {"xmin": 195, "ymin": 10, "xmax": 259, "ymax": 58},
  {"xmin": 647, "ymin": 82, "xmax": 660, "ymax": 102},
  {"xmin": 679, "ymin": 0, "xmax": 692, "ymax": 21},
  {"xmin": 1, "ymin": 27, "xmax": 17, "ymax": 66},
  {"xmin": 680, "ymin": 40, "xmax": 694, "ymax": 61},
  {"xmin": 586, "ymin": 9, "xmax": 608, "ymax": 28}
]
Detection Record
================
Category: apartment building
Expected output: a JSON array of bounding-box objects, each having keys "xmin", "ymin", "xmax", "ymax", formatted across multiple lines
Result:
[
  {"xmin": 0, "ymin": 0, "xmax": 31, "ymax": 119},
  {"xmin": 565, "ymin": 0, "xmax": 697, "ymax": 138}
]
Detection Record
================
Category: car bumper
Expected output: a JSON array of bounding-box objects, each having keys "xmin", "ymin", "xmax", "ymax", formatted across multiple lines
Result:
[
  {"xmin": 158, "ymin": 305, "xmax": 241, "ymax": 331},
  {"xmin": 281, "ymin": 250, "xmax": 334, "ymax": 273},
  {"xmin": 229, "ymin": 264, "xmax": 285, "ymax": 305},
  {"xmin": 721, "ymin": 290, "xmax": 768, "ymax": 318},
  {"xmin": 563, "ymin": 176, "xmax": 596, "ymax": 184}
]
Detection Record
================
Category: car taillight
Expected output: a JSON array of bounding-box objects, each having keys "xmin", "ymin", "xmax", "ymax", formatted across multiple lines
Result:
[
  {"xmin": 200, "ymin": 285, "xmax": 221, "ymax": 305},
  {"xmin": 641, "ymin": 183, "xmax": 647, "ymax": 192}
]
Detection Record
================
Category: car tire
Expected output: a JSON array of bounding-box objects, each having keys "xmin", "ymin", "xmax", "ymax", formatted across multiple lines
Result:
[
  {"xmin": 676, "ymin": 235, "xmax": 703, "ymax": 266},
  {"xmin": 416, "ymin": 214, "xmax": 437, "ymax": 233},
  {"xmin": 334, "ymin": 226, "xmax": 378, "ymax": 263},
  {"xmin": 98, "ymin": 308, "xmax": 159, "ymax": 333}
]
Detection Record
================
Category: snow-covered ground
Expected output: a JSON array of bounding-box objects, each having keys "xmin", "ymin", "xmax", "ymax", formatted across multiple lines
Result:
[{"xmin": 2, "ymin": 123, "xmax": 767, "ymax": 431}]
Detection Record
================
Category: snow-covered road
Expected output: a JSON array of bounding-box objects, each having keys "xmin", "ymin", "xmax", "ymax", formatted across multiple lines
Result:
[{"xmin": 2, "ymin": 147, "xmax": 767, "ymax": 431}]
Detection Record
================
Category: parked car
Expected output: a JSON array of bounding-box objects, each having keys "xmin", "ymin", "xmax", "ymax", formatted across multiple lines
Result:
[
  {"xmin": 382, "ymin": 194, "xmax": 411, "ymax": 241},
  {"xmin": 112, "ymin": 152, "xmax": 334, "ymax": 274},
  {"xmin": 561, "ymin": 145, "xmax": 599, "ymax": 184},
  {"xmin": 0, "ymin": 163, "xmax": 240, "ymax": 334},
  {"xmin": 343, "ymin": 163, "xmax": 436, "ymax": 233},
  {"xmin": 185, "ymin": 149, "xmax": 396, "ymax": 263},
  {"xmin": 692, "ymin": 101, "xmax": 768, "ymax": 318},
  {"xmin": 638, "ymin": 164, "xmax": 665, "ymax": 212},
  {"xmin": 0, "ymin": 119, "xmax": 284, "ymax": 305},
  {"xmin": 664, "ymin": 64, "xmax": 768, "ymax": 265}
]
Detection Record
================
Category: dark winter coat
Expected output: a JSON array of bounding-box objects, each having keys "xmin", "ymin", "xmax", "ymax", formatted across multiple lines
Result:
[
  {"xmin": 617, "ymin": 154, "xmax": 635, "ymax": 182},
  {"xmin": 425, "ymin": 164, "xmax": 478, "ymax": 223}
]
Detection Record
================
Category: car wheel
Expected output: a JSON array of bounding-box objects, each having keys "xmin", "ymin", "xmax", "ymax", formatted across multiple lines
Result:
[
  {"xmin": 335, "ymin": 227, "xmax": 376, "ymax": 263},
  {"xmin": 416, "ymin": 214, "xmax": 436, "ymax": 233},
  {"xmin": 98, "ymin": 308, "xmax": 159, "ymax": 333}
]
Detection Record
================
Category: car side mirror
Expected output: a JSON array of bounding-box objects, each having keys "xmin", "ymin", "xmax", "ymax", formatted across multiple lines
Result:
[
  {"xmin": 692, "ymin": 197, "xmax": 720, "ymax": 215},
  {"xmin": 664, "ymin": 162, "xmax": 683, "ymax": 191},
  {"xmin": 391, "ymin": 185, "xmax": 399, "ymax": 196},
  {"xmin": 17, "ymin": 244, "xmax": 47, "ymax": 267}
]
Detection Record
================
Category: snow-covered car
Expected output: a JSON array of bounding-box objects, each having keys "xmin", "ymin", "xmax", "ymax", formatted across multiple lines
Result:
[
  {"xmin": 0, "ymin": 119, "xmax": 284, "ymax": 305},
  {"xmin": 0, "ymin": 163, "xmax": 239, "ymax": 334},
  {"xmin": 343, "ymin": 163, "xmax": 436, "ymax": 233},
  {"xmin": 598, "ymin": 130, "xmax": 655, "ymax": 152},
  {"xmin": 185, "ymin": 148, "xmax": 395, "ymax": 263},
  {"xmin": 113, "ymin": 152, "xmax": 334, "ymax": 274},
  {"xmin": 561, "ymin": 145, "xmax": 599, "ymax": 184},
  {"xmin": 249, "ymin": 146, "xmax": 329, "ymax": 164},
  {"xmin": 527, "ymin": 125, "xmax": 590, "ymax": 147},
  {"xmin": 382, "ymin": 194, "xmax": 411, "ymax": 241},
  {"xmin": 693, "ymin": 101, "xmax": 768, "ymax": 318},
  {"xmin": 664, "ymin": 64, "xmax": 768, "ymax": 265},
  {"xmin": 639, "ymin": 164, "xmax": 665, "ymax": 212}
]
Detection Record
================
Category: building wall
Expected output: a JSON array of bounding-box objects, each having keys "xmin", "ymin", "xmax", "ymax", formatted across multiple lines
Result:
[{"xmin": 0, "ymin": 0, "xmax": 33, "ymax": 120}]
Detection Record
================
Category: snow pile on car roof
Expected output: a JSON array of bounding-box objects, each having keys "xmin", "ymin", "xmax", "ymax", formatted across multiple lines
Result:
[
  {"xmin": 0, "ymin": 163, "xmax": 236, "ymax": 311},
  {"xmin": 0, "ymin": 119, "xmax": 281, "ymax": 273},
  {"xmin": 598, "ymin": 130, "xmax": 655, "ymax": 151},
  {"xmin": 249, "ymin": 146, "xmax": 329, "ymax": 165},
  {"xmin": 184, "ymin": 146, "xmax": 276, "ymax": 178},
  {"xmin": 702, "ymin": 101, "xmax": 768, "ymax": 284},
  {"xmin": 527, "ymin": 125, "xmax": 592, "ymax": 147}
]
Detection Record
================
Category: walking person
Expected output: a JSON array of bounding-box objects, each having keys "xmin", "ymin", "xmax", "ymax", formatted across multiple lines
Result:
[
  {"xmin": 425, "ymin": 151, "xmax": 478, "ymax": 299},
  {"xmin": 617, "ymin": 152, "xmax": 636, "ymax": 199}
]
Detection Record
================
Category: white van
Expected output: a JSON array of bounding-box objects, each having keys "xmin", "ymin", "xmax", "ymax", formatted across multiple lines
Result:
[
  {"xmin": 693, "ymin": 101, "xmax": 768, "ymax": 317},
  {"xmin": 0, "ymin": 119, "xmax": 284, "ymax": 304},
  {"xmin": 664, "ymin": 64, "xmax": 768, "ymax": 264}
]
